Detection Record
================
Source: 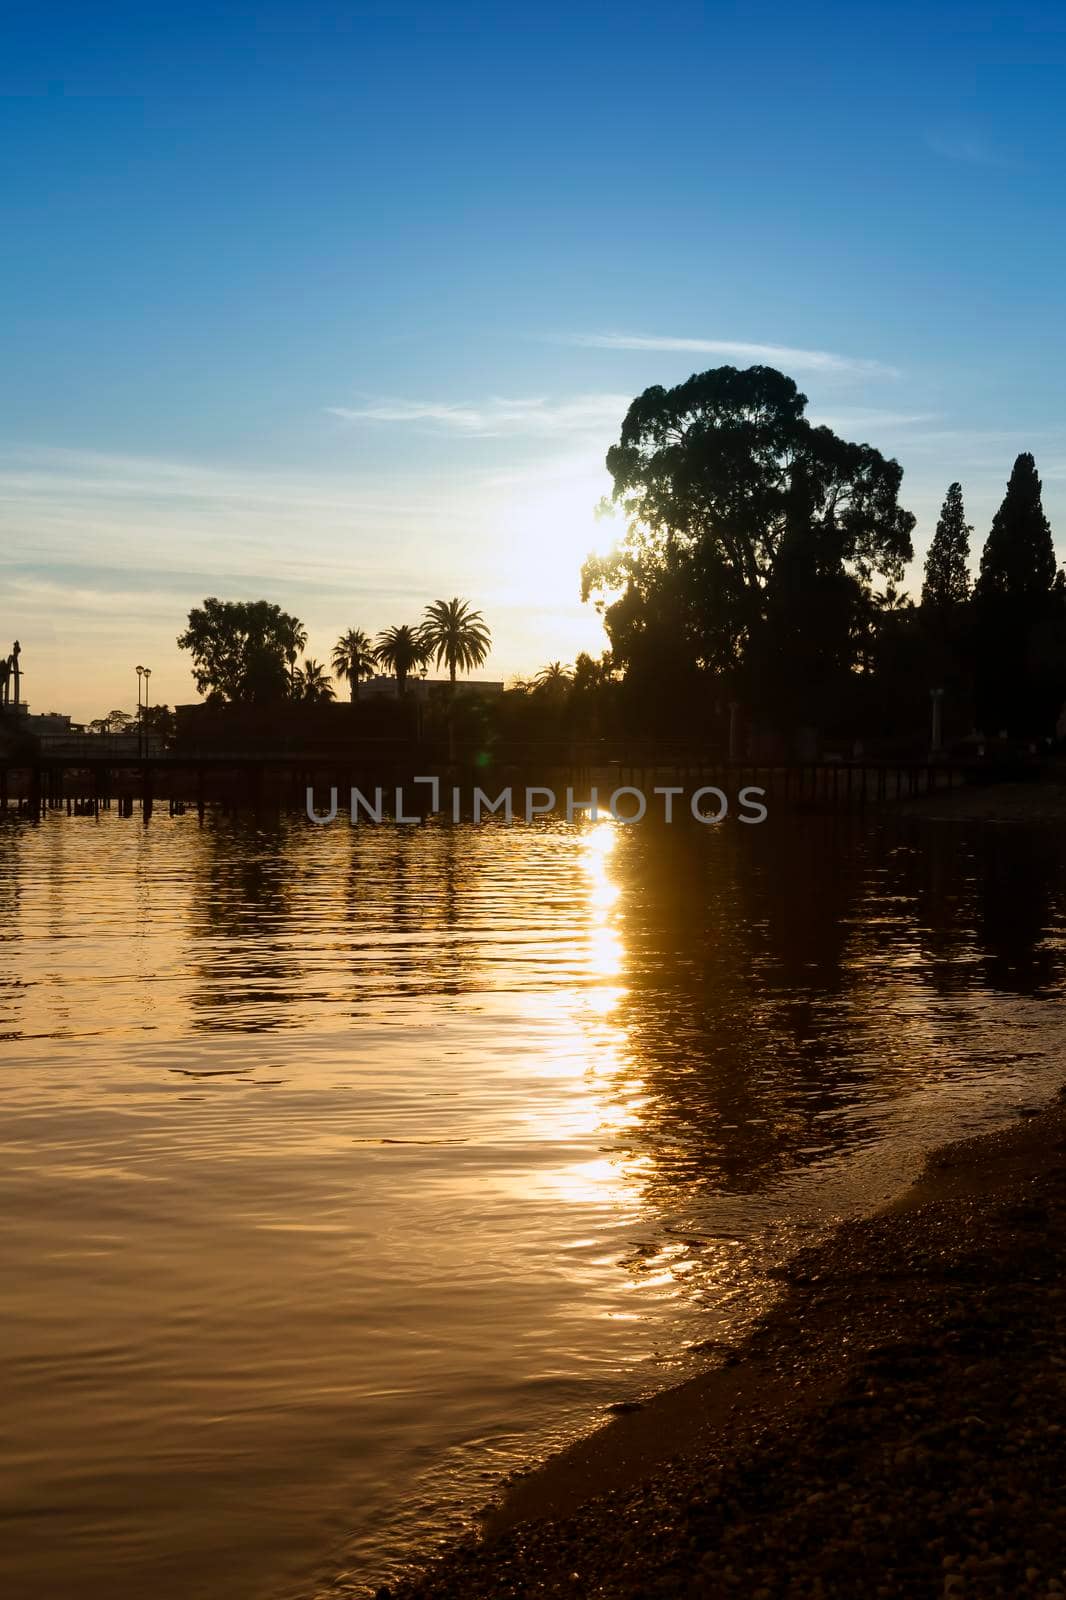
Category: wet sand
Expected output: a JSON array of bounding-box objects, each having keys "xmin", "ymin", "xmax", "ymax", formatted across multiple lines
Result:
[{"xmin": 382, "ymin": 1086, "xmax": 1066, "ymax": 1599}]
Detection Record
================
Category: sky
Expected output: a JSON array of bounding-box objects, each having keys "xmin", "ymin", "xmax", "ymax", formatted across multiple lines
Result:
[{"xmin": 2, "ymin": 0, "xmax": 1066, "ymax": 721}]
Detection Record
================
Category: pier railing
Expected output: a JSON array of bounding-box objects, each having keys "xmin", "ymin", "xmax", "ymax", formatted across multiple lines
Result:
[{"xmin": 0, "ymin": 740, "xmax": 992, "ymax": 819}]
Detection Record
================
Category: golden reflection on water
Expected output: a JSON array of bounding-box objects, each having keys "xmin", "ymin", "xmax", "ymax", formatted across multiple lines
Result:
[
  {"xmin": 1, "ymin": 812, "xmax": 1065, "ymax": 1600},
  {"xmin": 520, "ymin": 821, "xmax": 663, "ymax": 1222},
  {"xmin": 582, "ymin": 822, "xmax": 626, "ymax": 999}
]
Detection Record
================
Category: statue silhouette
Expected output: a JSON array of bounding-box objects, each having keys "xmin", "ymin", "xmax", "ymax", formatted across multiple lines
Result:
[{"xmin": 1, "ymin": 642, "xmax": 20, "ymax": 708}]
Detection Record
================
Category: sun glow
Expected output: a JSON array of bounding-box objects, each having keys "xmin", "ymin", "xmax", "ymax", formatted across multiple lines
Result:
[{"xmin": 492, "ymin": 461, "xmax": 624, "ymax": 612}]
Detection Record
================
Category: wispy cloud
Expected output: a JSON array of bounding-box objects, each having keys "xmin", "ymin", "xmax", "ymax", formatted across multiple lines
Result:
[
  {"xmin": 327, "ymin": 393, "xmax": 631, "ymax": 437},
  {"xmin": 564, "ymin": 334, "xmax": 898, "ymax": 378},
  {"xmin": 0, "ymin": 442, "xmax": 478, "ymax": 607},
  {"xmin": 889, "ymin": 427, "xmax": 1065, "ymax": 472},
  {"xmin": 925, "ymin": 127, "xmax": 1008, "ymax": 168},
  {"xmin": 0, "ymin": 439, "xmax": 615, "ymax": 716},
  {"xmin": 0, "ymin": 443, "xmax": 443, "ymax": 521},
  {"xmin": 807, "ymin": 408, "xmax": 940, "ymax": 433}
]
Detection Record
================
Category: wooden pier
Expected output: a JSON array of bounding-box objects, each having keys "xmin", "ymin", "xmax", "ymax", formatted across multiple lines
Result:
[{"xmin": 0, "ymin": 737, "xmax": 976, "ymax": 820}]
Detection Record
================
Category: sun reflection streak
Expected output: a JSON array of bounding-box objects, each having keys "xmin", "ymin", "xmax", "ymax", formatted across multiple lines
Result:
[
  {"xmin": 583, "ymin": 818, "xmax": 620, "ymax": 886},
  {"xmin": 512, "ymin": 820, "xmax": 646, "ymax": 1214},
  {"xmin": 581, "ymin": 820, "xmax": 625, "ymax": 989}
]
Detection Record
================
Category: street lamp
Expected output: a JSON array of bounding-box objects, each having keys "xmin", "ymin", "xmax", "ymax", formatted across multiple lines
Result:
[{"xmin": 136, "ymin": 665, "xmax": 151, "ymax": 756}]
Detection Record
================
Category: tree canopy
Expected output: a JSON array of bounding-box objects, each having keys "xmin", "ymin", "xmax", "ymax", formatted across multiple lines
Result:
[
  {"xmin": 374, "ymin": 624, "xmax": 427, "ymax": 695},
  {"xmin": 294, "ymin": 659, "xmax": 335, "ymax": 703},
  {"xmin": 534, "ymin": 660, "xmax": 572, "ymax": 692},
  {"xmin": 177, "ymin": 599, "xmax": 303, "ymax": 704},
  {"xmin": 420, "ymin": 598, "xmax": 492, "ymax": 684},
  {"xmin": 90, "ymin": 708, "xmax": 138, "ymax": 735},
  {"xmin": 332, "ymin": 629, "xmax": 377, "ymax": 701},
  {"xmin": 582, "ymin": 366, "xmax": 915, "ymax": 727}
]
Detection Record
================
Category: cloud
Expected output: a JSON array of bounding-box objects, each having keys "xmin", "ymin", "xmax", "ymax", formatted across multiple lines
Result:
[
  {"xmin": 0, "ymin": 443, "xmax": 442, "ymax": 521},
  {"xmin": 924, "ymin": 128, "xmax": 1008, "ymax": 167},
  {"xmin": 0, "ymin": 440, "xmax": 487, "ymax": 641},
  {"xmin": 0, "ymin": 438, "xmax": 617, "ymax": 718},
  {"xmin": 807, "ymin": 408, "xmax": 940, "ymax": 433},
  {"xmin": 564, "ymin": 334, "xmax": 898, "ymax": 378},
  {"xmin": 327, "ymin": 393, "xmax": 631, "ymax": 437},
  {"xmin": 887, "ymin": 427, "xmax": 1065, "ymax": 472}
]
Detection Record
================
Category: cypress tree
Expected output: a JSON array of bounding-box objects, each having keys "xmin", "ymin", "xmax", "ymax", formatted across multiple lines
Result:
[
  {"xmin": 921, "ymin": 482, "xmax": 972, "ymax": 611},
  {"xmin": 974, "ymin": 454, "xmax": 1061, "ymax": 737},
  {"xmin": 976, "ymin": 453, "xmax": 1056, "ymax": 602}
]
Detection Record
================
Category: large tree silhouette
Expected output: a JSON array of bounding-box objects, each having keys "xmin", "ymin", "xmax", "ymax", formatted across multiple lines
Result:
[
  {"xmin": 178, "ymin": 599, "xmax": 303, "ymax": 704},
  {"xmin": 917, "ymin": 482, "xmax": 975, "ymax": 736},
  {"xmin": 922, "ymin": 482, "xmax": 972, "ymax": 613},
  {"xmin": 582, "ymin": 366, "xmax": 915, "ymax": 734},
  {"xmin": 973, "ymin": 454, "xmax": 1064, "ymax": 737},
  {"xmin": 977, "ymin": 454, "xmax": 1057, "ymax": 602}
]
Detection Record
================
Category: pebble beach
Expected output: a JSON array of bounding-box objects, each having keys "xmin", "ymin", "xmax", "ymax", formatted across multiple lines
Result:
[{"xmin": 381, "ymin": 1086, "xmax": 1066, "ymax": 1600}]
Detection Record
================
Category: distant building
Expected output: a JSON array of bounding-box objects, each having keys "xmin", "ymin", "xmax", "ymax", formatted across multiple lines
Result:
[
  {"xmin": 0, "ymin": 707, "xmax": 149, "ymax": 759},
  {"xmin": 174, "ymin": 698, "xmax": 405, "ymax": 757},
  {"xmin": 359, "ymin": 675, "xmax": 505, "ymax": 701},
  {"xmin": 0, "ymin": 704, "xmax": 75, "ymax": 737},
  {"xmin": 171, "ymin": 685, "xmax": 507, "ymax": 760},
  {"xmin": 23, "ymin": 709, "xmax": 73, "ymax": 737}
]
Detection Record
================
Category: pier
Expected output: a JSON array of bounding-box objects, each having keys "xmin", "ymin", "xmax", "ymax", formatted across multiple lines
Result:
[{"xmin": 0, "ymin": 732, "xmax": 979, "ymax": 820}]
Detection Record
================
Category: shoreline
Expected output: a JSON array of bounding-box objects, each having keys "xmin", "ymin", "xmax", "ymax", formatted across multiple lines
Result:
[{"xmin": 382, "ymin": 1085, "xmax": 1066, "ymax": 1598}]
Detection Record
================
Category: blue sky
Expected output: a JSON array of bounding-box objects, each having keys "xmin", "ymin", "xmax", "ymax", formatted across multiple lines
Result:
[{"xmin": 2, "ymin": 1, "xmax": 1065, "ymax": 718}]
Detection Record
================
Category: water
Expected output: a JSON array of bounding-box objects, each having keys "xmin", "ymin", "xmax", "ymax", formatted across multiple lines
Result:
[{"xmin": 1, "ymin": 810, "xmax": 1064, "ymax": 1600}]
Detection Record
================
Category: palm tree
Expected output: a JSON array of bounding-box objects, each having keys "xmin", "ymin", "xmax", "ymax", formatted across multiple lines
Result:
[
  {"xmin": 283, "ymin": 617, "xmax": 308, "ymax": 695},
  {"xmin": 420, "ymin": 597, "xmax": 492, "ymax": 687},
  {"xmin": 534, "ymin": 660, "xmax": 573, "ymax": 691},
  {"xmin": 331, "ymin": 628, "xmax": 377, "ymax": 702},
  {"xmin": 374, "ymin": 624, "xmax": 427, "ymax": 697},
  {"xmin": 295, "ymin": 658, "xmax": 335, "ymax": 703}
]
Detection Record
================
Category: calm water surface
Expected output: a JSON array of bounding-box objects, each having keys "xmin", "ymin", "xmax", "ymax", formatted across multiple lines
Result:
[{"xmin": 1, "ymin": 811, "xmax": 1065, "ymax": 1600}]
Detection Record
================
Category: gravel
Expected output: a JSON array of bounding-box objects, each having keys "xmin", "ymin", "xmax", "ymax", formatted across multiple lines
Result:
[{"xmin": 378, "ymin": 1092, "xmax": 1066, "ymax": 1600}]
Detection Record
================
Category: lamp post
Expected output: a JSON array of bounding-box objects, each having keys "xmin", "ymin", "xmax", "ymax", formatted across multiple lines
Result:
[{"xmin": 136, "ymin": 665, "xmax": 152, "ymax": 755}]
